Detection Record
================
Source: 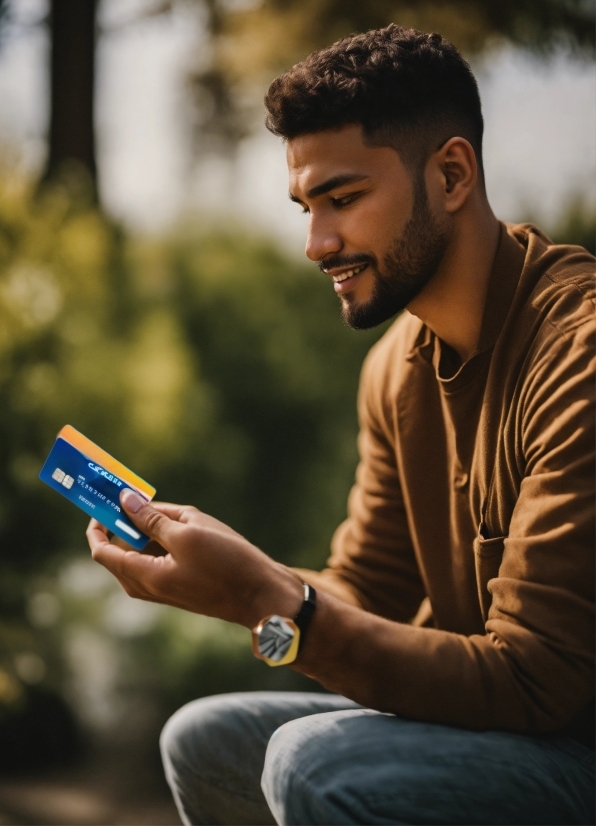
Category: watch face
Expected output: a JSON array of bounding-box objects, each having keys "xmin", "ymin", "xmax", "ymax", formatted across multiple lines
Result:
[
  {"xmin": 258, "ymin": 615, "xmax": 294, "ymax": 661},
  {"xmin": 253, "ymin": 615, "xmax": 300, "ymax": 666}
]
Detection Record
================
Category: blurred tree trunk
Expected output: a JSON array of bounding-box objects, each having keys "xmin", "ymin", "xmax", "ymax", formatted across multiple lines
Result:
[{"xmin": 42, "ymin": 0, "xmax": 98, "ymax": 196}]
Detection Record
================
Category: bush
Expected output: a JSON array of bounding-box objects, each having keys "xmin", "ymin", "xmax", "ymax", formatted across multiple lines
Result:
[{"xmin": 0, "ymin": 173, "xmax": 385, "ymax": 768}]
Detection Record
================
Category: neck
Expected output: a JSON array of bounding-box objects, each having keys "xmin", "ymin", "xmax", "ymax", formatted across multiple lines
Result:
[{"xmin": 407, "ymin": 197, "xmax": 500, "ymax": 363}]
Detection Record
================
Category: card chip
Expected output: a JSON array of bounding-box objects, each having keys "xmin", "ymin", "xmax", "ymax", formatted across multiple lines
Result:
[{"xmin": 52, "ymin": 468, "xmax": 74, "ymax": 489}]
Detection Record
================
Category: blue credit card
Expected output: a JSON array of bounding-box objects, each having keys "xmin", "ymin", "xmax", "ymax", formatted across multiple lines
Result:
[{"xmin": 39, "ymin": 437, "xmax": 150, "ymax": 550}]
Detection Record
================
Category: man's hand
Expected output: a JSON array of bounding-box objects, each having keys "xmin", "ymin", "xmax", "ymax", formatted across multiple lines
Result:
[{"xmin": 86, "ymin": 490, "xmax": 304, "ymax": 628}]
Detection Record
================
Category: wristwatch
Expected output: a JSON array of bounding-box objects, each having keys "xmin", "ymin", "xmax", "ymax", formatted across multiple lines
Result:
[{"xmin": 252, "ymin": 582, "xmax": 317, "ymax": 667}]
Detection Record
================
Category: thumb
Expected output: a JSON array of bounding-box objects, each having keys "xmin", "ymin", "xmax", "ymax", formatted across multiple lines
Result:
[{"xmin": 120, "ymin": 488, "xmax": 178, "ymax": 548}]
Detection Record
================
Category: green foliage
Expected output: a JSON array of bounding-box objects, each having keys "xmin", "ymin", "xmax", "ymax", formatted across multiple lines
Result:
[
  {"xmin": 188, "ymin": 0, "xmax": 595, "ymax": 151},
  {"xmin": 549, "ymin": 195, "xmax": 595, "ymax": 255},
  {"xmin": 164, "ymin": 230, "xmax": 386, "ymax": 561},
  {"xmin": 0, "ymin": 171, "xmax": 384, "ymax": 764}
]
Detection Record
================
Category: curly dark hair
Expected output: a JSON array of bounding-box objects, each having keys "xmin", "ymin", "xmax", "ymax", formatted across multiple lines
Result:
[{"xmin": 265, "ymin": 24, "xmax": 484, "ymax": 176}]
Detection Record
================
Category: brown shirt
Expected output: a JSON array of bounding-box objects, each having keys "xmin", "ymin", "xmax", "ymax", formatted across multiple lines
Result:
[{"xmin": 297, "ymin": 222, "xmax": 595, "ymax": 745}]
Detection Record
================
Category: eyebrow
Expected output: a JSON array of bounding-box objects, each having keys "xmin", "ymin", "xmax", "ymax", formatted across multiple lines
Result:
[{"xmin": 289, "ymin": 173, "xmax": 369, "ymax": 203}]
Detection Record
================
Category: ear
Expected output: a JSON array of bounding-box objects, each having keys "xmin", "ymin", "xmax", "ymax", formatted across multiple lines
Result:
[{"xmin": 432, "ymin": 137, "xmax": 478, "ymax": 214}]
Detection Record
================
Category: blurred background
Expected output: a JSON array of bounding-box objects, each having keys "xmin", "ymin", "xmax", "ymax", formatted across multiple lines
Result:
[{"xmin": 0, "ymin": 0, "xmax": 594, "ymax": 822}]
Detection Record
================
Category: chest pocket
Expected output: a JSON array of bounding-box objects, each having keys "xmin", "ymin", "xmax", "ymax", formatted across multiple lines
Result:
[{"xmin": 473, "ymin": 534, "xmax": 505, "ymax": 621}]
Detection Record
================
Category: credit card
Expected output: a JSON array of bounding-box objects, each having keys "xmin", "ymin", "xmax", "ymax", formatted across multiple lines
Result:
[
  {"xmin": 57, "ymin": 425, "xmax": 156, "ymax": 500},
  {"xmin": 39, "ymin": 427, "xmax": 156, "ymax": 551}
]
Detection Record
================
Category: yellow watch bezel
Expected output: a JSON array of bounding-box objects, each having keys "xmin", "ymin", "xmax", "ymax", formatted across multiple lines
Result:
[{"xmin": 252, "ymin": 616, "xmax": 301, "ymax": 667}]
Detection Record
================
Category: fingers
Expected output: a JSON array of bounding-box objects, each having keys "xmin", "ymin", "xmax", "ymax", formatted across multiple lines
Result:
[
  {"xmin": 150, "ymin": 502, "xmax": 194, "ymax": 522},
  {"xmin": 141, "ymin": 501, "xmax": 243, "ymax": 541},
  {"xmin": 86, "ymin": 519, "xmax": 166, "ymax": 556},
  {"xmin": 87, "ymin": 518, "xmax": 169, "ymax": 588},
  {"xmin": 142, "ymin": 539, "xmax": 168, "ymax": 557},
  {"xmin": 120, "ymin": 490, "xmax": 182, "ymax": 547},
  {"xmin": 88, "ymin": 518, "xmax": 108, "ymax": 536},
  {"xmin": 86, "ymin": 518, "xmax": 113, "ymax": 552}
]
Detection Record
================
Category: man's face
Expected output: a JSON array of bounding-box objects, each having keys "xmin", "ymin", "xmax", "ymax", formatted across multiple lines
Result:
[{"xmin": 287, "ymin": 124, "xmax": 451, "ymax": 328}]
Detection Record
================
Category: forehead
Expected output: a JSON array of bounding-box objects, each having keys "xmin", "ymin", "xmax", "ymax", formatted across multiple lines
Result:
[{"xmin": 286, "ymin": 124, "xmax": 405, "ymax": 197}]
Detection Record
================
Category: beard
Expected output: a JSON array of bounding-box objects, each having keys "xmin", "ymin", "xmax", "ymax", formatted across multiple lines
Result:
[{"xmin": 330, "ymin": 174, "xmax": 451, "ymax": 330}]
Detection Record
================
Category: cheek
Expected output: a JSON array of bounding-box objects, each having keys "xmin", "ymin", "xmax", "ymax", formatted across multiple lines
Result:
[
  {"xmin": 383, "ymin": 184, "xmax": 413, "ymax": 226},
  {"xmin": 340, "ymin": 209, "xmax": 378, "ymax": 248},
  {"xmin": 354, "ymin": 192, "xmax": 410, "ymax": 253}
]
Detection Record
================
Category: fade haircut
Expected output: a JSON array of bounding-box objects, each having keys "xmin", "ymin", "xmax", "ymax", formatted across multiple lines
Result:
[{"xmin": 265, "ymin": 24, "xmax": 484, "ymax": 179}]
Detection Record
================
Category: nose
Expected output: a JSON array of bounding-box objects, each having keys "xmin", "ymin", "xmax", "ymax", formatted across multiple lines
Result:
[{"xmin": 304, "ymin": 213, "xmax": 342, "ymax": 263}]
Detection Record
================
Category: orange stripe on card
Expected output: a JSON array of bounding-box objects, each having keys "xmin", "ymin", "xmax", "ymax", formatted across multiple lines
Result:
[{"xmin": 57, "ymin": 425, "xmax": 156, "ymax": 501}]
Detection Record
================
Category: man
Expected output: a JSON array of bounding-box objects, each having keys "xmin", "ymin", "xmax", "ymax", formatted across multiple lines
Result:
[{"xmin": 87, "ymin": 24, "xmax": 595, "ymax": 826}]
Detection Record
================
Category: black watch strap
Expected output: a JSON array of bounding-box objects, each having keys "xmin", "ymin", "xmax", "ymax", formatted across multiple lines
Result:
[{"xmin": 294, "ymin": 583, "xmax": 316, "ymax": 651}]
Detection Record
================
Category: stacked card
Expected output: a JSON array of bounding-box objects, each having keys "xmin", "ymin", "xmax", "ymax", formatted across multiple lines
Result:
[{"xmin": 39, "ymin": 425, "xmax": 156, "ymax": 551}]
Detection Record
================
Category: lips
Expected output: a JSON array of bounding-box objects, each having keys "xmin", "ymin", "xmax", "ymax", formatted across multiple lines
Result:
[
  {"xmin": 330, "ymin": 263, "xmax": 368, "ymax": 283},
  {"xmin": 327, "ymin": 264, "xmax": 369, "ymax": 295}
]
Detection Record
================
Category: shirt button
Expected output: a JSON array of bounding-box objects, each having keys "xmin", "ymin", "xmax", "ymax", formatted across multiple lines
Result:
[{"xmin": 454, "ymin": 472, "xmax": 469, "ymax": 490}]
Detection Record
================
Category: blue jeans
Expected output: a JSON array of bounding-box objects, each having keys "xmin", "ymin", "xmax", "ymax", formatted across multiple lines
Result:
[{"xmin": 160, "ymin": 691, "xmax": 595, "ymax": 825}]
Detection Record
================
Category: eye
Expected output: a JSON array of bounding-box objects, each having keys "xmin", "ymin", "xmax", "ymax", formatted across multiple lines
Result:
[
  {"xmin": 331, "ymin": 192, "xmax": 359, "ymax": 209},
  {"xmin": 301, "ymin": 206, "xmax": 310, "ymax": 215}
]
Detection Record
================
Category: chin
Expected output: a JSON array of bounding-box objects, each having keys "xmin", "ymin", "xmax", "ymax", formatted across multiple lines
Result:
[{"xmin": 340, "ymin": 295, "xmax": 404, "ymax": 330}]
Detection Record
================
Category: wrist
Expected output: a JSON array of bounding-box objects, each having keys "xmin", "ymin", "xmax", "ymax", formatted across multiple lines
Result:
[{"xmin": 243, "ymin": 563, "xmax": 304, "ymax": 629}]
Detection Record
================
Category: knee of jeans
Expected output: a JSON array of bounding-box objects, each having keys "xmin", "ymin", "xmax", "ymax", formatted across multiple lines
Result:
[
  {"xmin": 160, "ymin": 698, "xmax": 205, "ymax": 776},
  {"xmin": 160, "ymin": 693, "xmax": 243, "ymax": 778},
  {"xmin": 261, "ymin": 714, "xmax": 334, "ymax": 824}
]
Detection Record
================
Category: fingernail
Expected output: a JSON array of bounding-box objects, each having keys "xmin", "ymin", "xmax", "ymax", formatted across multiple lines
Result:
[{"xmin": 121, "ymin": 489, "xmax": 143, "ymax": 513}]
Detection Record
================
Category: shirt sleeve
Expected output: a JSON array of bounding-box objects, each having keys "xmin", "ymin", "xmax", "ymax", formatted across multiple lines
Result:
[{"xmin": 297, "ymin": 342, "xmax": 427, "ymax": 623}]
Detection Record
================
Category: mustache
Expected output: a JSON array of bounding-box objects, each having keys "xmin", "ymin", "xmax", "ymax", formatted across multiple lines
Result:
[{"xmin": 317, "ymin": 253, "xmax": 375, "ymax": 273}]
